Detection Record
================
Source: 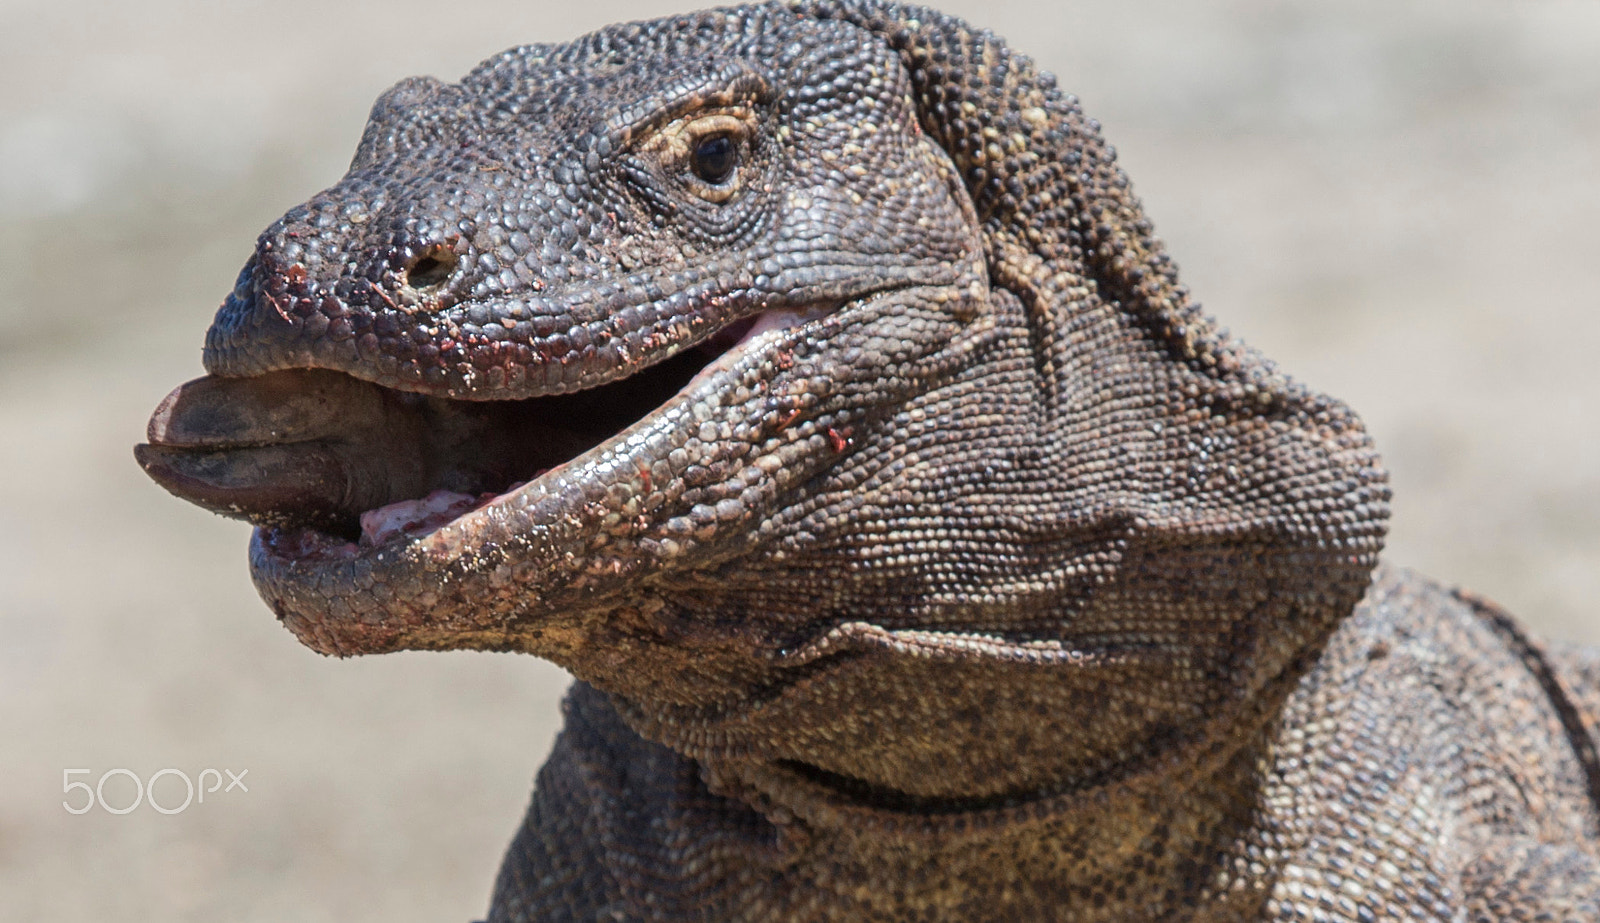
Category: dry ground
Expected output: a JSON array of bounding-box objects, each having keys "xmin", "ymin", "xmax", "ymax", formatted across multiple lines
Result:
[{"xmin": 2, "ymin": 1, "xmax": 1596, "ymax": 918}]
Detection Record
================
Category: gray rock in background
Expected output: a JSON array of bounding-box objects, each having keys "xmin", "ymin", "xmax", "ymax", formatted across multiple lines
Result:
[{"xmin": 1, "ymin": 1, "xmax": 1595, "ymax": 918}]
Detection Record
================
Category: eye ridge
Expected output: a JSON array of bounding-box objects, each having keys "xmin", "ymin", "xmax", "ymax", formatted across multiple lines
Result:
[{"xmin": 691, "ymin": 133, "xmax": 738, "ymax": 186}]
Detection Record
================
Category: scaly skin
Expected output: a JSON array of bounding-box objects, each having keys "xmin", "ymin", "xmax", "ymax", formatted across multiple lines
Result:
[{"xmin": 137, "ymin": 2, "xmax": 1600, "ymax": 919}]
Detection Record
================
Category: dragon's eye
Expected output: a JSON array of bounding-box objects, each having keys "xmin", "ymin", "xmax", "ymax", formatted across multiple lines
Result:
[{"xmin": 691, "ymin": 133, "xmax": 737, "ymax": 185}]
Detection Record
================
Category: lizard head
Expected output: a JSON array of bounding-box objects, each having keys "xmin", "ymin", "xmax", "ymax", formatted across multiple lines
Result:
[
  {"xmin": 139, "ymin": 2, "xmax": 1390, "ymax": 808},
  {"xmin": 139, "ymin": 7, "xmax": 987, "ymax": 653}
]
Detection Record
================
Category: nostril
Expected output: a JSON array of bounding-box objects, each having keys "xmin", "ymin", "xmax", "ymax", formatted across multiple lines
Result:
[{"xmin": 402, "ymin": 245, "xmax": 459, "ymax": 291}]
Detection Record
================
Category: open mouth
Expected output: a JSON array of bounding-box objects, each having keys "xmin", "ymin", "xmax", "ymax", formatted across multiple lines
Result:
[{"xmin": 136, "ymin": 304, "xmax": 832, "ymax": 554}]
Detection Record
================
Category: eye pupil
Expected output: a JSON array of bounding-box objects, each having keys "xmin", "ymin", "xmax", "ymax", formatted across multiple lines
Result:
[{"xmin": 691, "ymin": 134, "xmax": 737, "ymax": 185}]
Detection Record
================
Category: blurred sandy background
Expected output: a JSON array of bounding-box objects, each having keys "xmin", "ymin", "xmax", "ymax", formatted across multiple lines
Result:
[{"xmin": 2, "ymin": 0, "xmax": 1596, "ymax": 918}]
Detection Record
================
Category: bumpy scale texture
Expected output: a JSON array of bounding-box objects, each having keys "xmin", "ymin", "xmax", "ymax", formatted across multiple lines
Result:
[{"xmin": 138, "ymin": 1, "xmax": 1600, "ymax": 920}]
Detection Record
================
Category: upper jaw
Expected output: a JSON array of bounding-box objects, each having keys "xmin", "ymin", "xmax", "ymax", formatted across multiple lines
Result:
[{"xmin": 201, "ymin": 239, "xmax": 947, "ymax": 402}]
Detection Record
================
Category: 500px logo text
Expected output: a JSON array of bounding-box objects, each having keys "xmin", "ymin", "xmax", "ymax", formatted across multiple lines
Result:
[{"xmin": 62, "ymin": 768, "xmax": 249, "ymax": 815}]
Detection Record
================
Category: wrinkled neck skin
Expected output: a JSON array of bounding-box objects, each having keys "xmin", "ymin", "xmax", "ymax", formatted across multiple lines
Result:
[
  {"xmin": 547, "ymin": 675, "xmax": 1292, "ymax": 920},
  {"xmin": 586, "ymin": 494, "xmax": 1361, "ymax": 806}
]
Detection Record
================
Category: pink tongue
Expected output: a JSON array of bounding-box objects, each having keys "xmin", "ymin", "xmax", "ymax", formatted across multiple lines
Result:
[
  {"xmin": 358, "ymin": 490, "xmax": 479, "ymax": 547},
  {"xmin": 357, "ymin": 480, "xmax": 532, "ymax": 547}
]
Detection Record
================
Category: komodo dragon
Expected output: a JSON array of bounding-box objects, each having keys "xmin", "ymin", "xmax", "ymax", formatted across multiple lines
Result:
[{"xmin": 135, "ymin": 1, "xmax": 1600, "ymax": 919}]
